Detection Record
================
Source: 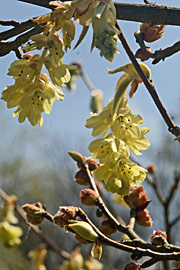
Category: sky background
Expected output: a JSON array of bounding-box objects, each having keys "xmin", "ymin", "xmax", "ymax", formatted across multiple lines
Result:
[{"xmin": 0, "ymin": 0, "xmax": 180, "ymax": 165}]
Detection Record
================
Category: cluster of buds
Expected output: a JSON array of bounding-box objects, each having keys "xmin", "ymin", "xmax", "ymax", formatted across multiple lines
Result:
[
  {"xmin": 22, "ymin": 202, "xmax": 47, "ymax": 225},
  {"xmin": 151, "ymin": 230, "xmax": 168, "ymax": 246},
  {"xmin": 124, "ymin": 186, "xmax": 152, "ymax": 227},
  {"xmin": 53, "ymin": 206, "xmax": 79, "ymax": 226},
  {"xmin": 134, "ymin": 23, "xmax": 166, "ymax": 61},
  {"xmin": 139, "ymin": 23, "xmax": 166, "ymax": 43},
  {"xmin": 74, "ymin": 153, "xmax": 100, "ymax": 186}
]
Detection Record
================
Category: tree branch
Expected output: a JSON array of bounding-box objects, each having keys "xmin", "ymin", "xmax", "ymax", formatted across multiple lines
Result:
[
  {"xmin": 115, "ymin": 21, "xmax": 180, "ymax": 137},
  {"xmin": 17, "ymin": 0, "xmax": 180, "ymax": 26},
  {"xmin": 0, "ymin": 25, "xmax": 43, "ymax": 57}
]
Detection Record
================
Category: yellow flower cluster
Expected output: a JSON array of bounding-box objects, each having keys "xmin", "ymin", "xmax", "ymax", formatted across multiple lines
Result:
[
  {"xmin": 2, "ymin": 30, "xmax": 76, "ymax": 126},
  {"xmin": 86, "ymin": 63, "xmax": 151, "ymax": 195}
]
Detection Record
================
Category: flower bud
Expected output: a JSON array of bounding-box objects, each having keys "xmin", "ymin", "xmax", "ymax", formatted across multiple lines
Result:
[
  {"xmin": 151, "ymin": 230, "xmax": 167, "ymax": 246},
  {"xmin": 124, "ymin": 262, "xmax": 141, "ymax": 270},
  {"xmin": 140, "ymin": 23, "xmax": 166, "ymax": 42},
  {"xmin": 68, "ymin": 221, "xmax": 99, "ymax": 242},
  {"xmin": 86, "ymin": 158, "xmax": 100, "ymax": 171},
  {"xmin": 124, "ymin": 186, "xmax": 150, "ymax": 210},
  {"xmin": 99, "ymin": 220, "xmax": 117, "ymax": 236},
  {"xmin": 22, "ymin": 202, "xmax": 46, "ymax": 225},
  {"xmin": 136, "ymin": 209, "xmax": 152, "ymax": 227},
  {"xmin": 80, "ymin": 189, "xmax": 99, "ymax": 206},
  {"xmin": 75, "ymin": 170, "xmax": 89, "ymax": 186},
  {"xmin": 53, "ymin": 206, "xmax": 78, "ymax": 226},
  {"xmin": 90, "ymin": 89, "xmax": 103, "ymax": 113},
  {"xmin": 147, "ymin": 163, "xmax": 157, "ymax": 174},
  {"xmin": 135, "ymin": 48, "xmax": 152, "ymax": 62}
]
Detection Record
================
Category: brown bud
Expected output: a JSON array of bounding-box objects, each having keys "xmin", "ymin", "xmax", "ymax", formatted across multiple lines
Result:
[
  {"xmin": 53, "ymin": 206, "xmax": 78, "ymax": 226},
  {"xmin": 136, "ymin": 209, "xmax": 152, "ymax": 227},
  {"xmin": 140, "ymin": 23, "xmax": 166, "ymax": 42},
  {"xmin": 147, "ymin": 163, "xmax": 157, "ymax": 174},
  {"xmin": 99, "ymin": 220, "xmax": 117, "ymax": 236},
  {"xmin": 124, "ymin": 262, "xmax": 141, "ymax": 270},
  {"xmin": 151, "ymin": 230, "xmax": 167, "ymax": 246},
  {"xmin": 22, "ymin": 202, "xmax": 46, "ymax": 225},
  {"xmin": 86, "ymin": 158, "xmax": 100, "ymax": 171},
  {"xmin": 124, "ymin": 186, "xmax": 150, "ymax": 210},
  {"xmin": 75, "ymin": 170, "xmax": 89, "ymax": 186},
  {"xmin": 135, "ymin": 48, "xmax": 151, "ymax": 62},
  {"xmin": 80, "ymin": 189, "xmax": 99, "ymax": 206}
]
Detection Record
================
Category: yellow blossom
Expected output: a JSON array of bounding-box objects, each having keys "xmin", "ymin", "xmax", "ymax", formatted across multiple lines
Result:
[
  {"xmin": 2, "ymin": 73, "xmax": 64, "ymax": 126},
  {"xmin": 45, "ymin": 55, "xmax": 77, "ymax": 87},
  {"xmin": 112, "ymin": 112, "xmax": 150, "ymax": 155},
  {"xmin": 88, "ymin": 133, "xmax": 129, "ymax": 163},
  {"xmin": 86, "ymin": 100, "xmax": 112, "ymax": 137},
  {"xmin": 94, "ymin": 159, "xmax": 147, "ymax": 195},
  {"xmin": 0, "ymin": 221, "xmax": 23, "ymax": 247},
  {"xmin": 29, "ymin": 244, "xmax": 47, "ymax": 270},
  {"xmin": 91, "ymin": 0, "xmax": 119, "ymax": 61}
]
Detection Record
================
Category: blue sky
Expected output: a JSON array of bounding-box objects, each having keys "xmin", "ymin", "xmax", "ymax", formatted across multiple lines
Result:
[{"xmin": 0, "ymin": 0, "xmax": 180, "ymax": 163}]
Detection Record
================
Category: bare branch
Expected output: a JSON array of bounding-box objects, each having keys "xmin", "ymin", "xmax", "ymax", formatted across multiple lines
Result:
[
  {"xmin": 17, "ymin": 0, "xmax": 180, "ymax": 26},
  {"xmin": 0, "ymin": 20, "xmax": 37, "ymax": 41},
  {"xmin": 0, "ymin": 25, "xmax": 43, "ymax": 57},
  {"xmin": 153, "ymin": 41, "xmax": 180, "ymax": 64}
]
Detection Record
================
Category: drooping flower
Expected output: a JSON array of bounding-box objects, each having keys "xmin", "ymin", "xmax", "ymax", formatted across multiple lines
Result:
[
  {"xmin": 0, "ymin": 221, "xmax": 23, "ymax": 247},
  {"xmin": 45, "ymin": 54, "xmax": 77, "ymax": 87},
  {"xmin": 91, "ymin": 0, "xmax": 119, "ymax": 61},
  {"xmin": 86, "ymin": 100, "xmax": 112, "ymax": 137},
  {"xmin": 94, "ymin": 159, "xmax": 147, "ymax": 195},
  {"xmin": 112, "ymin": 112, "xmax": 150, "ymax": 155},
  {"xmin": 29, "ymin": 244, "xmax": 47, "ymax": 270},
  {"xmin": 3, "ymin": 73, "xmax": 65, "ymax": 126},
  {"xmin": 88, "ymin": 133, "xmax": 129, "ymax": 163}
]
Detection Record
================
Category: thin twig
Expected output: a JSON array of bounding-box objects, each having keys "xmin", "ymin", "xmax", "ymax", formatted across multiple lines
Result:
[
  {"xmin": 115, "ymin": 21, "xmax": 180, "ymax": 138},
  {"xmin": 0, "ymin": 25, "xmax": 43, "ymax": 57},
  {"xmin": 135, "ymin": 33, "xmax": 180, "ymax": 65},
  {"xmin": 0, "ymin": 19, "xmax": 37, "ymax": 41}
]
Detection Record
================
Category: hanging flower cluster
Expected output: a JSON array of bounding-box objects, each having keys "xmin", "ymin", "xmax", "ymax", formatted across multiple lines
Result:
[
  {"xmin": 86, "ymin": 63, "xmax": 151, "ymax": 195},
  {"xmin": 1, "ymin": 0, "xmax": 121, "ymax": 126}
]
